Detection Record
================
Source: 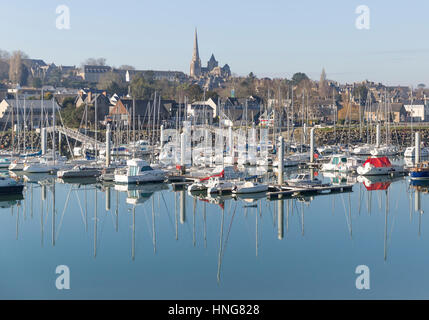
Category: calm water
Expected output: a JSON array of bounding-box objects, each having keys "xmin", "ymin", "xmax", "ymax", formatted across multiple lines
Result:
[{"xmin": 1, "ymin": 169, "xmax": 429, "ymax": 300}]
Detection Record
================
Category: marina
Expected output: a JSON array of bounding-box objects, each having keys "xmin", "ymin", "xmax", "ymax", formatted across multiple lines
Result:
[
  {"xmin": 1, "ymin": 0, "xmax": 429, "ymax": 303},
  {"xmin": 1, "ymin": 163, "xmax": 429, "ymax": 299}
]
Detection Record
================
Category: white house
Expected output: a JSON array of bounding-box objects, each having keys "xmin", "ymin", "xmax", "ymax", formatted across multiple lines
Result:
[
  {"xmin": 404, "ymin": 100, "xmax": 429, "ymax": 122},
  {"xmin": 187, "ymin": 98, "xmax": 218, "ymax": 119}
]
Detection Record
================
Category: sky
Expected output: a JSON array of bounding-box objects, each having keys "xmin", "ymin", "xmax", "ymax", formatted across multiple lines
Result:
[{"xmin": 1, "ymin": 0, "xmax": 428, "ymax": 86}]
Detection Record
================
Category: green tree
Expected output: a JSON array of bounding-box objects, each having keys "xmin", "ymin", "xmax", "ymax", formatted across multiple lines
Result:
[
  {"xmin": 291, "ymin": 72, "xmax": 309, "ymax": 85},
  {"xmin": 130, "ymin": 73, "xmax": 153, "ymax": 99},
  {"xmin": 185, "ymin": 84, "xmax": 203, "ymax": 102}
]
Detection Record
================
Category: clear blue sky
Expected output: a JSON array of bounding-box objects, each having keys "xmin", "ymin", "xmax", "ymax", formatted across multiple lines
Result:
[{"xmin": 1, "ymin": 0, "xmax": 428, "ymax": 86}]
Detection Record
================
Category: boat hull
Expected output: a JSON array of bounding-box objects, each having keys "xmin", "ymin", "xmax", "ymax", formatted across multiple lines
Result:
[
  {"xmin": 114, "ymin": 172, "xmax": 165, "ymax": 184},
  {"xmin": 410, "ymin": 171, "xmax": 429, "ymax": 180}
]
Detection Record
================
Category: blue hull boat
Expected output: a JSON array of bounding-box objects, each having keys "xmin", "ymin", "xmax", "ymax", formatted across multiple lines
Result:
[{"xmin": 410, "ymin": 161, "xmax": 429, "ymax": 180}]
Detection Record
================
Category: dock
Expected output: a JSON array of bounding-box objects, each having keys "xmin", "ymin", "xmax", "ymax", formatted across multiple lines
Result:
[{"xmin": 267, "ymin": 184, "xmax": 354, "ymax": 200}]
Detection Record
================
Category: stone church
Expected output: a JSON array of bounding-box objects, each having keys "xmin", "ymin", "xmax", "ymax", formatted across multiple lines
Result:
[{"xmin": 189, "ymin": 29, "xmax": 231, "ymax": 79}]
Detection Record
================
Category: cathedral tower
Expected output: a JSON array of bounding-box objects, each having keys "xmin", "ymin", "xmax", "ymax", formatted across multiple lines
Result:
[{"xmin": 190, "ymin": 28, "xmax": 201, "ymax": 78}]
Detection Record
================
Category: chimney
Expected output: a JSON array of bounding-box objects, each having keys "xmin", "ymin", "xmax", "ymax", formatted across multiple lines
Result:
[{"xmin": 87, "ymin": 91, "xmax": 92, "ymax": 103}]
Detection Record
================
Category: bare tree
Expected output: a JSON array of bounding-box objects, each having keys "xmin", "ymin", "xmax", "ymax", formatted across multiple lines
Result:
[
  {"xmin": 9, "ymin": 51, "xmax": 23, "ymax": 84},
  {"xmin": 118, "ymin": 65, "xmax": 135, "ymax": 70},
  {"xmin": 319, "ymin": 68, "xmax": 328, "ymax": 98},
  {"xmin": 81, "ymin": 57, "xmax": 106, "ymax": 67}
]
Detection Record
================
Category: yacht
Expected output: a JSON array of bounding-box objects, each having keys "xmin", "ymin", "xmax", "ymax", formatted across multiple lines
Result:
[
  {"xmin": 321, "ymin": 155, "xmax": 364, "ymax": 173},
  {"xmin": 114, "ymin": 158, "xmax": 166, "ymax": 184},
  {"xmin": 57, "ymin": 165, "xmax": 101, "ymax": 179},
  {"xmin": 23, "ymin": 154, "xmax": 67, "ymax": 173},
  {"xmin": 232, "ymin": 181, "xmax": 268, "ymax": 194},
  {"xmin": 356, "ymin": 156, "xmax": 398, "ymax": 176}
]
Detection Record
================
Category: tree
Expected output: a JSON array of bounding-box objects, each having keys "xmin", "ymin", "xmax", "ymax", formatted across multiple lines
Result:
[
  {"xmin": 319, "ymin": 68, "xmax": 328, "ymax": 98},
  {"xmin": 9, "ymin": 51, "xmax": 23, "ymax": 84},
  {"xmin": 206, "ymin": 90, "xmax": 219, "ymax": 101},
  {"xmin": 97, "ymin": 71, "xmax": 127, "ymax": 95},
  {"xmin": 130, "ymin": 73, "xmax": 153, "ymax": 99},
  {"xmin": 82, "ymin": 58, "xmax": 106, "ymax": 66},
  {"xmin": 118, "ymin": 65, "xmax": 135, "ymax": 70},
  {"xmin": 185, "ymin": 84, "xmax": 203, "ymax": 102},
  {"xmin": 291, "ymin": 72, "xmax": 309, "ymax": 85}
]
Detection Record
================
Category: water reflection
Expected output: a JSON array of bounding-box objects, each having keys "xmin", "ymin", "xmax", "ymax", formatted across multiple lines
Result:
[{"xmin": 3, "ymin": 168, "xmax": 429, "ymax": 298}]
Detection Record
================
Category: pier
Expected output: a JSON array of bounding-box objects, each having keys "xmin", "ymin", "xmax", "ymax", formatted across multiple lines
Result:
[{"xmin": 267, "ymin": 184, "xmax": 354, "ymax": 200}]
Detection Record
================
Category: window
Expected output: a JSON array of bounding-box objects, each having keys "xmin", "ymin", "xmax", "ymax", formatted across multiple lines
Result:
[{"xmin": 140, "ymin": 166, "xmax": 153, "ymax": 172}]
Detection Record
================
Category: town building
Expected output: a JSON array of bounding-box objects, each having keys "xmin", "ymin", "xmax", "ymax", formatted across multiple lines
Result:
[
  {"xmin": 403, "ymin": 100, "xmax": 429, "ymax": 122},
  {"xmin": 0, "ymin": 98, "xmax": 61, "ymax": 128}
]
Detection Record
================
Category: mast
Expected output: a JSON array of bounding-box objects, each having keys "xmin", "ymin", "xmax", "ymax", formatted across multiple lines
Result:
[
  {"xmin": 23, "ymin": 95, "xmax": 26, "ymax": 153},
  {"xmin": 95, "ymin": 93, "xmax": 98, "ymax": 160},
  {"xmin": 52, "ymin": 96, "xmax": 56, "ymax": 163}
]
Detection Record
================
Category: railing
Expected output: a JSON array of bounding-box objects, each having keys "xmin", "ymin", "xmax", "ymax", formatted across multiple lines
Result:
[{"xmin": 45, "ymin": 126, "xmax": 105, "ymax": 149}]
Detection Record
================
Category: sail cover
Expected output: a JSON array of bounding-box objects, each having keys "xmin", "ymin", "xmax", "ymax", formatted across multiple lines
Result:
[{"xmin": 363, "ymin": 156, "xmax": 391, "ymax": 168}]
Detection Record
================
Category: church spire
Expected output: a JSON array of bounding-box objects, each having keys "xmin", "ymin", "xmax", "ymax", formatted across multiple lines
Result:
[
  {"xmin": 193, "ymin": 28, "xmax": 199, "ymax": 60},
  {"xmin": 190, "ymin": 28, "xmax": 201, "ymax": 78}
]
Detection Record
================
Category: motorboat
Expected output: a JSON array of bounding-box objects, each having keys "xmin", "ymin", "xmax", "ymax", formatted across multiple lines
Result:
[
  {"xmin": 188, "ymin": 165, "xmax": 239, "ymax": 193},
  {"xmin": 321, "ymin": 155, "xmax": 364, "ymax": 173},
  {"xmin": 23, "ymin": 154, "xmax": 67, "ymax": 173},
  {"xmin": 357, "ymin": 156, "xmax": 399, "ymax": 176},
  {"xmin": 188, "ymin": 180, "xmax": 208, "ymax": 193},
  {"xmin": 0, "ymin": 177, "xmax": 24, "ymax": 194},
  {"xmin": 409, "ymin": 161, "xmax": 429, "ymax": 180},
  {"xmin": 206, "ymin": 177, "xmax": 235, "ymax": 194},
  {"xmin": 114, "ymin": 158, "xmax": 166, "ymax": 184},
  {"xmin": 286, "ymin": 173, "xmax": 323, "ymax": 187},
  {"xmin": 57, "ymin": 165, "xmax": 101, "ymax": 179},
  {"xmin": 232, "ymin": 181, "xmax": 268, "ymax": 194}
]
